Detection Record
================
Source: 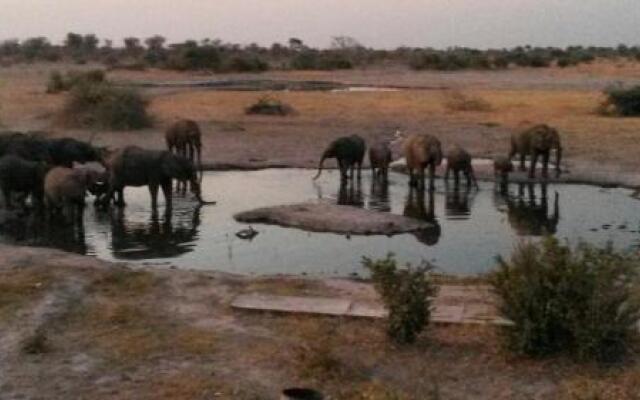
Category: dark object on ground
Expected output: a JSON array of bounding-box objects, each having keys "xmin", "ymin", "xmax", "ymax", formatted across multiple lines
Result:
[
  {"xmin": 246, "ymin": 96, "xmax": 295, "ymax": 116},
  {"xmin": 281, "ymin": 388, "xmax": 324, "ymax": 400},
  {"xmin": 313, "ymin": 135, "xmax": 366, "ymax": 181}
]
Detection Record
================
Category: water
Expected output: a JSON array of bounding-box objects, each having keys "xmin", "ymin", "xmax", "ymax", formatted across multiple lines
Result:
[{"xmin": 2, "ymin": 169, "xmax": 640, "ymax": 277}]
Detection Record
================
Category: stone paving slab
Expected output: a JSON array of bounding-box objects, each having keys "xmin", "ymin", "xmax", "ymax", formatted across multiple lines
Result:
[{"xmin": 232, "ymin": 290, "xmax": 513, "ymax": 326}]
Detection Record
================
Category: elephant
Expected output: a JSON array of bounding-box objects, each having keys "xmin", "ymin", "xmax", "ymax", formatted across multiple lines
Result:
[
  {"xmin": 165, "ymin": 119, "xmax": 203, "ymax": 189},
  {"xmin": 403, "ymin": 186, "xmax": 441, "ymax": 246},
  {"xmin": 509, "ymin": 124, "xmax": 562, "ymax": 179},
  {"xmin": 444, "ymin": 146, "xmax": 478, "ymax": 189},
  {"xmin": 397, "ymin": 131, "xmax": 443, "ymax": 190},
  {"xmin": 313, "ymin": 135, "xmax": 366, "ymax": 181},
  {"xmin": 102, "ymin": 146, "xmax": 202, "ymax": 211},
  {"xmin": 368, "ymin": 142, "xmax": 392, "ymax": 181},
  {"xmin": 505, "ymin": 183, "xmax": 559, "ymax": 236},
  {"xmin": 0, "ymin": 132, "xmax": 102, "ymax": 167},
  {"xmin": 46, "ymin": 138, "xmax": 103, "ymax": 167},
  {"xmin": 493, "ymin": 155, "xmax": 513, "ymax": 186},
  {"xmin": 44, "ymin": 167, "xmax": 105, "ymax": 222},
  {"xmin": 0, "ymin": 155, "xmax": 48, "ymax": 209}
]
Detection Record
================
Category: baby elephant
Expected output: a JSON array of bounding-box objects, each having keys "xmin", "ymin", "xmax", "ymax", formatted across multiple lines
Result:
[
  {"xmin": 368, "ymin": 142, "xmax": 392, "ymax": 181},
  {"xmin": 444, "ymin": 147, "xmax": 478, "ymax": 188},
  {"xmin": 493, "ymin": 156, "xmax": 514, "ymax": 184},
  {"xmin": 313, "ymin": 135, "xmax": 366, "ymax": 181},
  {"xmin": 44, "ymin": 167, "xmax": 104, "ymax": 221},
  {"xmin": 0, "ymin": 154, "xmax": 47, "ymax": 209}
]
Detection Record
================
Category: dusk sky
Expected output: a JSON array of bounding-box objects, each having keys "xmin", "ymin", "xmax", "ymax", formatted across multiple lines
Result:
[{"xmin": 1, "ymin": 0, "xmax": 639, "ymax": 48}]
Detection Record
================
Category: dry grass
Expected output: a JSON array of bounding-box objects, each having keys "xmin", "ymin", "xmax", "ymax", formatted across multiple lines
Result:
[
  {"xmin": 0, "ymin": 267, "xmax": 52, "ymax": 319},
  {"xmin": 560, "ymin": 368, "xmax": 640, "ymax": 400},
  {"xmin": 443, "ymin": 90, "xmax": 493, "ymax": 112},
  {"xmin": 89, "ymin": 268, "xmax": 158, "ymax": 296}
]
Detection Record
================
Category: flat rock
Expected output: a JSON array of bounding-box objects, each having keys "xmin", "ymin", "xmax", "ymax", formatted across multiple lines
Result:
[{"xmin": 234, "ymin": 202, "xmax": 433, "ymax": 235}]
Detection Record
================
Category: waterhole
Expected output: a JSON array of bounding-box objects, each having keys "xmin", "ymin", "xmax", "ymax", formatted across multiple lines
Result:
[{"xmin": 1, "ymin": 169, "xmax": 639, "ymax": 277}]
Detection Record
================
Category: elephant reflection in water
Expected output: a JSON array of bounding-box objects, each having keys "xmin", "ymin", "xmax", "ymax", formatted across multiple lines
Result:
[
  {"xmin": 369, "ymin": 179, "xmax": 391, "ymax": 212},
  {"xmin": 109, "ymin": 206, "xmax": 201, "ymax": 260},
  {"xmin": 505, "ymin": 183, "xmax": 559, "ymax": 236},
  {"xmin": 403, "ymin": 186, "xmax": 441, "ymax": 246},
  {"xmin": 1, "ymin": 213, "xmax": 88, "ymax": 254},
  {"xmin": 444, "ymin": 182, "xmax": 475, "ymax": 219},
  {"xmin": 337, "ymin": 179, "xmax": 364, "ymax": 208}
]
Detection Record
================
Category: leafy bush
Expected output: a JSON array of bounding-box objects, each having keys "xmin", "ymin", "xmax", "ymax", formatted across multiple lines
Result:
[
  {"xmin": 46, "ymin": 69, "xmax": 106, "ymax": 94},
  {"xmin": 363, "ymin": 254, "xmax": 437, "ymax": 344},
  {"xmin": 62, "ymin": 81, "xmax": 151, "ymax": 130},
  {"xmin": 223, "ymin": 55, "xmax": 269, "ymax": 72},
  {"xmin": 602, "ymin": 86, "xmax": 640, "ymax": 116},
  {"xmin": 245, "ymin": 96, "xmax": 294, "ymax": 116},
  {"xmin": 491, "ymin": 238, "xmax": 640, "ymax": 362},
  {"xmin": 443, "ymin": 91, "xmax": 493, "ymax": 112}
]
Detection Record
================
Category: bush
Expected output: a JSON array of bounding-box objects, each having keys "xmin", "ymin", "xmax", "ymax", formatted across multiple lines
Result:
[
  {"xmin": 245, "ymin": 96, "xmax": 294, "ymax": 116},
  {"xmin": 443, "ymin": 91, "xmax": 493, "ymax": 112},
  {"xmin": 46, "ymin": 69, "xmax": 106, "ymax": 94},
  {"xmin": 602, "ymin": 86, "xmax": 640, "ymax": 116},
  {"xmin": 363, "ymin": 254, "xmax": 437, "ymax": 344},
  {"xmin": 491, "ymin": 238, "xmax": 640, "ymax": 362},
  {"xmin": 62, "ymin": 81, "xmax": 151, "ymax": 130}
]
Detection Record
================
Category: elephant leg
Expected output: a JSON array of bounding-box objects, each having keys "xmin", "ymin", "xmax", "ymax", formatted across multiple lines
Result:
[
  {"xmin": 357, "ymin": 161, "xmax": 362, "ymax": 181},
  {"xmin": 2, "ymin": 187, "xmax": 11, "ymax": 209},
  {"xmin": 529, "ymin": 152, "xmax": 539, "ymax": 179},
  {"xmin": 519, "ymin": 153, "xmax": 526, "ymax": 172},
  {"xmin": 161, "ymin": 180, "xmax": 173, "ymax": 211},
  {"xmin": 149, "ymin": 183, "xmax": 159, "ymax": 211},
  {"xmin": 454, "ymin": 170, "xmax": 460, "ymax": 187},
  {"xmin": 444, "ymin": 166, "xmax": 450, "ymax": 182},
  {"xmin": 338, "ymin": 159, "xmax": 347, "ymax": 181},
  {"xmin": 409, "ymin": 169, "xmax": 416, "ymax": 187},
  {"xmin": 541, "ymin": 151, "xmax": 550, "ymax": 178},
  {"xmin": 428, "ymin": 164, "xmax": 436, "ymax": 191},
  {"xmin": 115, "ymin": 189, "xmax": 125, "ymax": 207}
]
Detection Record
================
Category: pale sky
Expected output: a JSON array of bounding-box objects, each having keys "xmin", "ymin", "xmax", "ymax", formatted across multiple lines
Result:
[{"xmin": 1, "ymin": 0, "xmax": 639, "ymax": 49}]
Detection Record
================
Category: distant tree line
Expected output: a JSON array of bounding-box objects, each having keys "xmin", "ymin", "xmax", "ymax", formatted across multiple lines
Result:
[{"xmin": 1, "ymin": 33, "xmax": 640, "ymax": 72}]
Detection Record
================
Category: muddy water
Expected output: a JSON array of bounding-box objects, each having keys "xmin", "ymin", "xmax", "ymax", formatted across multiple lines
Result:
[{"xmin": 2, "ymin": 169, "xmax": 640, "ymax": 277}]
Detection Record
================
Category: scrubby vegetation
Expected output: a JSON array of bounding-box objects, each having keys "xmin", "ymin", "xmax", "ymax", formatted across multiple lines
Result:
[
  {"xmin": 599, "ymin": 85, "xmax": 640, "ymax": 116},
  {"xmin": 2, "ymin": 32, "xmax": 640, "ymax": 72},
  {"xmin": 363, "ymin": 254, "xmax": 437, "ymax": 344},
  {"xmin": 46, "ymin": 69, "xmax": 106, "ymax": 93},
  {"xmin": 245, "ymin": 96, "xmax": 295, "ymax": 116},
  {"xmin": 61, "ymin": 79, "xmax": 151, "ymax": 130},
  {"xmin": 443, "ymin": 91, "xmax": 493, "ymax": 112},
  {"xmin": 491, "ymin": 238, "xmax": 640, "ymax": 362}
]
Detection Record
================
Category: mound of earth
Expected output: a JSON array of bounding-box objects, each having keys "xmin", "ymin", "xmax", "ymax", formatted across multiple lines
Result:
[{"xmin": 234, "ymin": 202, "xmax": 432, "ymax": 235}]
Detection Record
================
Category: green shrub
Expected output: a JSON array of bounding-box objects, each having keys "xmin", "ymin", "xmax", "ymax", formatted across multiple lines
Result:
[
  {"xmin": 245, "ymin": 96, "xmax": 294, "ymax": 116},
  {"xmin": 363, "ymin": 254, "xmax": 437, "ymax": 344},
  {"xmin": 603, "ymin": 86, "xmax": 640, "ymax": 116},
  {"xmin": 46, "ymin": 69, "xmax": 106, "ymax": 94},
  {"xmin": 491, "ymin": 238, "xmax": 640, "ymax": 362},
  {"xmin": 63, "ymin": 81, "xmax": 151, "ymax": 130}
]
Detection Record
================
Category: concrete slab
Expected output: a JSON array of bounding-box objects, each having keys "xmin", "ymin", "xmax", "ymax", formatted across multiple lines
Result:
[{"xmin": 231, "ymin": 291, "xmax": 513, "ymax": 326}]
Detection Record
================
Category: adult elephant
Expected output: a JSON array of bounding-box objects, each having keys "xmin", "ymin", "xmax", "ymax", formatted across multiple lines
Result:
[
  {"xmin": 444, "ymin": 146, "xmax": 478, "ymax": 189},
  {"xmin": 509, "ymin": 124, "xmax": 562, "ymax": 179},
  {"xmin": 313, "ymin": 135, "xmax": 366, "ymax": 181},
  {"xmin": 0, "ymin": 132, "xmax": 102, "ymax": 167},
  {"xmin": 165, "ymin": 119, "xmax": 202, "ymax": 170},
  {"xmin": 46, "ymin": 138, "xmax": 103, "ymax": 167},
  {"xmin": 0, "ymin": 154, "xmax": 48, "ymax": 209},
  {"xmin": 103, "ymin": 146, "xmax": 202, "ymax": 211},
  {"xmin": 395, "ymin": 131, "xmax": 443, "ymax": 190}
]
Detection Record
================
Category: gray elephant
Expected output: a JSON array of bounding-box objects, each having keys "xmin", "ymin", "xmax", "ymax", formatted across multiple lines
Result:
[
  {"xmin": 0, "ymin": 155, "xmax": 48, "ymax": 209},
  {"xmin": 103, "ymin": 146, "xmax": 202, "ymax": 211},
  {"xmin": 165, "ymin": 119, "xmax": 202, "ymax": 169},
  {"xmin": 0, "ymin": 132, "xmax": 102, "ymax": 167},
  {"xmin": 368, "ymin": 142, "xmax": 392, "ymax": 181},
  {"xmin": 44, "ymin": 167, "xmax": 105, "ymax": 221},
  {"xmin": 444, "ymin": 146, "xmax": 478, "ymax": 188},
  {"xmin": 396, "ymin": 131, "xmax": 443, "ymax": 190},
  {"xmin": 509, "ymin": 124, "xmax": 562, "ymax": 179},
  {"xmin": 313, "ymin": 135, "xmax": 366, "ymax": 181}
]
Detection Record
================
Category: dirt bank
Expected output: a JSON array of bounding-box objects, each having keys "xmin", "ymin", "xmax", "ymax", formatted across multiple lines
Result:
[
  {"xmin": 234, "ymin": 202, "xmax": 433, "ymax": 235},
  {"xmin": 0, "ymin": 244, "xmax": 638, "ymax": 399}
]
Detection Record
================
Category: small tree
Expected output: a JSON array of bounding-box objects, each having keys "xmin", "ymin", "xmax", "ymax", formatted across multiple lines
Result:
[{"xmin": 363, "ymin": 254, "xmax": 437, "ymax": 344}]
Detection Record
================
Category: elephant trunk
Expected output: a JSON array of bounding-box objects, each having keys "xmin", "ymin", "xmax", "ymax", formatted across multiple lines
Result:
[
  {"xmin": 555, "ymin": 144, "xmax": 563, "ymax": 176},
  {"xmin": 312, "ymin": 154, "xmax": 328, "ymax": 180}
]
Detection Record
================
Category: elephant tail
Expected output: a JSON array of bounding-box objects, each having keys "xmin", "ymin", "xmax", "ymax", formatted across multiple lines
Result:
[{"xmin": 312, "ymin": 155, "xmax": 327, "ymax": 180}]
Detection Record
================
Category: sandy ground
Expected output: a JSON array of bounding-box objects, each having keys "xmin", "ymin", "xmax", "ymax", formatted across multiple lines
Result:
[
  {"xmin": 2, "ymin": 61, "xmax": 640, "ymax": 187},
  {"xmin": 1, "ymin": 245, "xmax": 639, "ymax": 400}
]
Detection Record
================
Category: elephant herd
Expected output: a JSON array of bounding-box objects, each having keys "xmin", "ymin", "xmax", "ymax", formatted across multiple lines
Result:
[
  {"xmin": 0, "ymin": 119, "xmax": 205, "ymax": 224},
  {"xmin": 313, "ymin": 123, "xmax": 563, "ymax": 190}
]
